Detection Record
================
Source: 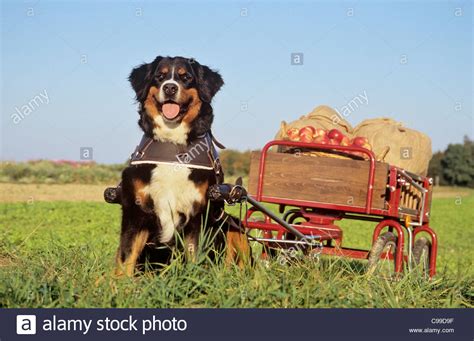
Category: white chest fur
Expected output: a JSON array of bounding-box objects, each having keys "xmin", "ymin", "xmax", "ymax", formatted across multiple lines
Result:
[
  {"xmin": 146, "ymin": 164, "xmax": 202, "ymax": 243},
  {"xmin": 153, "ymin": 115, "xmax": 190, "ymax": 145}
]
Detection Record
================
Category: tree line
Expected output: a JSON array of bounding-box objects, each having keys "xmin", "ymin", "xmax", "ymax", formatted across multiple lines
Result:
[
  {"xmin": 3, "ymin": 137, "xmax": 471, "ymax": 187},
  {"xmin": 428, "ymin": 136, "xmax": 474, "ymax": 188}
]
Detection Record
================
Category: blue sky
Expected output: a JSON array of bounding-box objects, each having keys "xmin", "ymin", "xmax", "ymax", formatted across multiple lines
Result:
[{"xmin": 1, "ymin": 0, "xmax": 472, "ymax": 163}]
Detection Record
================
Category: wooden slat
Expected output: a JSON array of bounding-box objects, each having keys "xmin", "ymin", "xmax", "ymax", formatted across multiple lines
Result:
[{"xmin": 248, "ymin": 152, "xmax": 389, "ymax": 209}]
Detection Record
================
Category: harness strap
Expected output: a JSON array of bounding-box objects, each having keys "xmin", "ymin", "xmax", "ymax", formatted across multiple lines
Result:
[
  {"xmin": 129, "ymin": 133, "xmax": 225, "ymax": 184},
  {"xmin": 131, "ymin": 135, "xmax": 154, "ymax": 161},
  {"xmin": 209, "ymin": 131, "xmax": 226, "ymax": 150}
]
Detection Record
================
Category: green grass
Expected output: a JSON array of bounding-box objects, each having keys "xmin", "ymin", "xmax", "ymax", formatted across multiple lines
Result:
[{"xmin": 0, "ymin": 196, "xmax": 473, "ymax": 308}]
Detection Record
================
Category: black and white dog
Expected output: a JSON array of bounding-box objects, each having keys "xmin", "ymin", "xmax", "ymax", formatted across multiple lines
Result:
[{"xmin": 115, "ymin": 56, "xmax": 249, "ymax": 276}]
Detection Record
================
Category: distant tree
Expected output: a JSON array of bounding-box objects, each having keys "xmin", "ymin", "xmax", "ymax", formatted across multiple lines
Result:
[
  {"xmin": 220, "ymin": 150, "xmax": 253, "ymax": 177},
  {"xmin": 441, "ymin": 136, "xmax": 474, "ymax": 187},
  {"xmin": 464, "ymin": 136, "xmax": 474, "ymax": 187},
  {"xmin": 428, "ymin": 151, "xmax": 447, "ymax": 185}
]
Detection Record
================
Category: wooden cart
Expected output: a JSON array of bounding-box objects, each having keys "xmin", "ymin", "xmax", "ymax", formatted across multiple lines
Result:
[{"xmin": 210, "ymin": 140, "xmax": 438, "ymax": 278}]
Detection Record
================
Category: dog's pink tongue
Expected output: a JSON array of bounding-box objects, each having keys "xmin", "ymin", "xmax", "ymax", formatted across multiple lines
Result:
[{"xmin": 162, "ymin": 103, "xmax": 180, "ymax": 119}]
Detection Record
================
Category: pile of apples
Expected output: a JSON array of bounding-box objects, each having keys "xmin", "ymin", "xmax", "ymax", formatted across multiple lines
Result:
[{"xmin": 286, "ymin": 126, "xmax": 372, "ymax": 151}]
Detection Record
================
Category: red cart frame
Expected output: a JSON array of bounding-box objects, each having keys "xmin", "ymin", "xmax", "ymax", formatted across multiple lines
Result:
[{"xmin": 242, "ymin": 140, "xmax": 438, "ymax": 277}]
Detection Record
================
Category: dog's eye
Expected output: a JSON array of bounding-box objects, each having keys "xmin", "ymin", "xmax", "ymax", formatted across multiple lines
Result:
[
  {"xmin": 181, "ymin": 73, "xmax": 192, "ymax": 82},
  {"xmin": 156, "ymin": 73, "xmax": 166, "ymax": 82}
]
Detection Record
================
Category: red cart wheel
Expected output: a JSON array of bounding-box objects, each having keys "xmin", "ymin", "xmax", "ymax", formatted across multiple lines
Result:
[
  {"xmin": 412, "ymin": 237, "xmax": 431, "ymax": 279},
  {"xmin": 367, "ymin": 232, "xmax": 398, "ymax": 278}
]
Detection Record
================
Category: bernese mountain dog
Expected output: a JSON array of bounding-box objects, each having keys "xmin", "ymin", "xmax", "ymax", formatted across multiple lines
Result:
[{"xmin": 115, "ymin": 56, "xmax": 250, "ymax": 277}]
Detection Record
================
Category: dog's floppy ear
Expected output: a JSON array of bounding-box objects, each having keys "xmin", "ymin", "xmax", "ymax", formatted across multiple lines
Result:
[
  {"xmin": 129, "ymin": 56, "xmax": 163, "ymax": 102},
  {"xmin": 191, "ymin": 60, "xmax": 224, "ymax": 103}
]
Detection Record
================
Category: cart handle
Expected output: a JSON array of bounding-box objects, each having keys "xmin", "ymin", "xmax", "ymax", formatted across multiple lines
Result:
[
  {"xmin": 208, "ymin": 183, "xmax": 310, "ymax": 241},
  {"xmin": 257, "ymin": 140, "xmax": 377, "ymax": 214}
]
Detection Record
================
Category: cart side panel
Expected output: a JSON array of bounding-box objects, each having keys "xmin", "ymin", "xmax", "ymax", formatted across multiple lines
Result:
[
  {"xmin": 397, "ymin": 169, "xmax": 433, "ymax": 221},
  {"xmin": 248, "ymin": 151, "xmax": 389, "ymax": 210}
]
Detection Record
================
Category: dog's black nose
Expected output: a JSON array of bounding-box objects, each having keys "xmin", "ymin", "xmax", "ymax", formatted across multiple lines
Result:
[{"xmin": 163, "ymin": 83, "xmax": 178, "ymax": 96}]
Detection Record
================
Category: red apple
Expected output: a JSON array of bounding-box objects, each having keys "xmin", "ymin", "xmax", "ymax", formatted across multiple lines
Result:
[
  {"xmin": 327, "ymin": 129, "xmax": 344, "ymax": 143},
  {"xmin": 329, "ymin": 138, "xmax": 340, "ymax": 145},
  {"xmin": 340, "ymin": 136, "xmax": 351, "ymax": 146},
  {"xmin": 314, "ymin": 128, "xmax": 326, "ymax": 138},
  {"xmin": 299, "ymin": 125, "xmax": 316, "ymax": 136},
  {"xmin": 351, "ymin": 136, "xmax": 372, "ymax": 157},
  {"xmin": 351, "ymin": 136, "xmax": 369, "ymax": 147},
  {"xmin": 299, "ymin": 132, "xmax": 314, "ymax": 143},
  {"xmin": 287, "ymin": 128, "xmax": 300, "ymax": 141},
  {"xmin": 314, "ymin": 135, "xmax": 330, "ymax": 145}
]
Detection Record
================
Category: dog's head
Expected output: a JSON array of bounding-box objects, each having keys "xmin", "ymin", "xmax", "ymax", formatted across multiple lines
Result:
[{"xmin": 129, "ymin": 56, "xmax": 223, "ymax": 142}]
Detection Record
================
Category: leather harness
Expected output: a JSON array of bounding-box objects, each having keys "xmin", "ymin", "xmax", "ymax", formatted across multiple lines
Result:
[{"xmin": 129, "ymin": 132, "xmax": 225, "ymax": 184}]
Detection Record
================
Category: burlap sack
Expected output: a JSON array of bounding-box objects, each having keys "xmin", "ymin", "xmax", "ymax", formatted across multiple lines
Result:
[
  {"xmin": 275, "ymin": 105, "xmax": 353, "ymax": 140},
  {"xmin": 353, "ymin": 118, "xmax": 432, "ymax": 175}
]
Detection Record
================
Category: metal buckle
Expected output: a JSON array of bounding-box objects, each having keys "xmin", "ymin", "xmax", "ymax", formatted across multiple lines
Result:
[
  {"xmin": 132, "ymin": 150, "xmax": 144, "ymax": 160},
  {"xmin": 213, "ymin": 158, "xmax": 221, "ymax": 173}
]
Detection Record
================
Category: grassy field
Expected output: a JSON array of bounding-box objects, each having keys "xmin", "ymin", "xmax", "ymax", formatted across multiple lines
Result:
[{"xmin": 0, "ymin": 186, "xmax": 473, "ymax": 308}]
